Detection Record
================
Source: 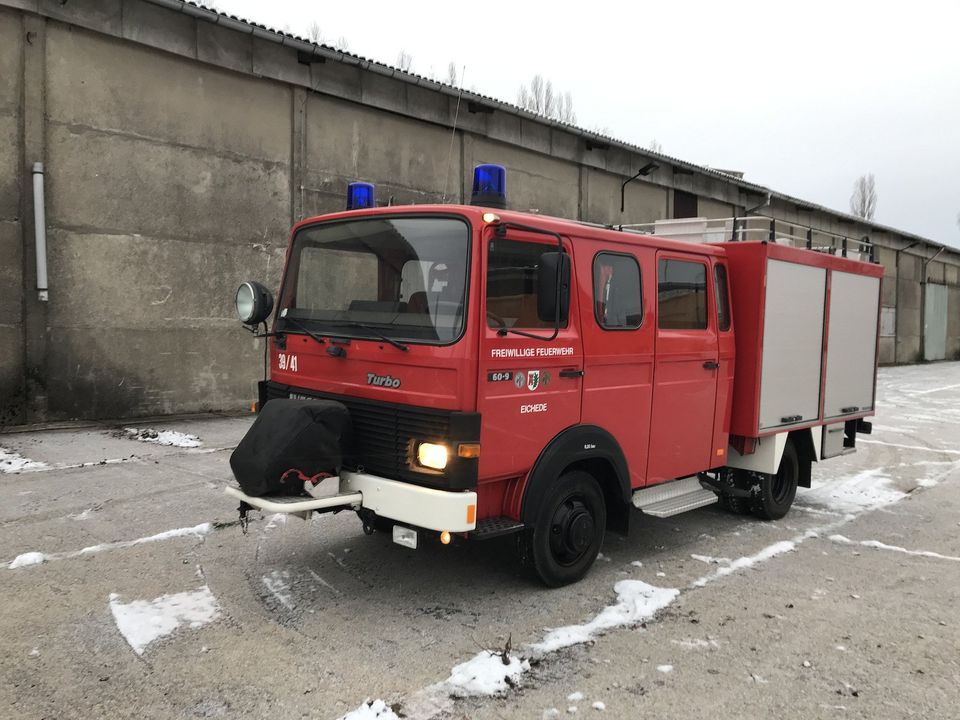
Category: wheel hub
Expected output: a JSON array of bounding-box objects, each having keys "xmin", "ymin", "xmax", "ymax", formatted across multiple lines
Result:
[{"xmin": 550, "ymin": 499, "xmax": 595, "ymax": 563}]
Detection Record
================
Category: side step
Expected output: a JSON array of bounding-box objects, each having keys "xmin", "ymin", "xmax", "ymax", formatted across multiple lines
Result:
[
  {"xmin": 470, "ymin": 516, "xmax": 525, "ymax": 540},
  {"xmin": 632, "ymin": 477, "xmax": 719, "ymax": 518}
]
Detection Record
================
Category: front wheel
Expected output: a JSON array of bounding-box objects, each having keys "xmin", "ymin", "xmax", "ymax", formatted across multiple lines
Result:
[
  {"xmin": 753, "ymin": 440, "xmax": 799, "ymax": 520},
  {"xmin": 521, "ymin": 470, "xmax": 606, "ymax": 587}
]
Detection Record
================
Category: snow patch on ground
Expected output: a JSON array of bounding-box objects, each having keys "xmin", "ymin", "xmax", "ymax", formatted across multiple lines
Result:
[
  {"xmin": 531, "ymin": 580, "xmax": 679, "ymax": 654},
  {"xmin": 446, "ymin": 650, "xmax": 530, "ymax": 697},
  {"xmin": 262, "ymin": 570, "xmax": 296, "ymax": 610},
  {"xmin": 592, "ymin": 701, "xmax": 606, "ymax": 711},
  {"xmin": 656, "ymin": 664, "xmax": 674, "ymax": 673},
  {"xmin": 5, "ymin": 523, "xmax": 212, "ymax": 570},
  {"xmin": 338, "ymin": 699, "xmax": 400, "ymax": 720},
  {"xmin": 690, "ymin": 554, "xmax": 730, "ymax": 565},
  {"xmin": 79, "ymin": 523, "xmax": 212, "ymax": 556},
  {"xmin": 672, "ymin": 638, "xmax": 718, "ymax": 649},
  {"xmin": 109, "ymin": 585, "xmax": 220, "ymax": 655},
  {"xmin": 801, "ymin": 467, "xmax": 905, "ymax": 513},
  {"xmin": 830, "ymin": 534, "xmax": 960, "ymax": 562},
  {"xmin": 0, "ymin": 448, "xmax": 48, "ymax": 474},
  {"xmin": 692, "ymin": 540, "xmax": 797, "ymax": 588},
  {"xmin": 8, "ymin": 552, "xmax": 47, "ymax": 569},
  {"xmin": 567, "ymin": 692, "xmax": 584, "ymax": 702},
  {"xmin": 122, "ymin": 428, "xmax": 202, "ymax": 448}
]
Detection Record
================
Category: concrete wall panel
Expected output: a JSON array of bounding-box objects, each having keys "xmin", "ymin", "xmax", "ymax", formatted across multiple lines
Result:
[
  {"xmin": 878, "ymin": 336, "xmax": 895, "ymax": 365},
  {"xmin": 45, "ymin": 124, "xmax": 290, "ymax": 243},
  {"xmin": 303, "ymin": 94, "xmax": 457, "ymax": 215},
  {"xmin": 948, "ymin": 287, "xmax": 960, "ymax": 360},
  {"xmin": 44, "ymin": 326, "xmax": 262, "ymax": 419},
  {"xmin": 0, "ymin": 111, "xmax": 19, "ymax": 222},
  {"xmin": 465, "ymin": 136, "xmax": 579, "ymax": 219},
  {"xmin": 0, "ymin": 7, "xmax": 21, "ymax": 115},
  {"xmin": 697, "ymin": 197, "xmax": 734, "ymax": 219},
  {"xmin": 120, "ymin": 0, "xmax": 195, "ymax": 57},
  {"xmin": 0, "ymin": 8, "xmax": 22, "ymax": 425},
  {"xmin": 46, "ymin": 25, "xmax": 292, "ymax": 163},
  {"xmin": 584, "ymin": 169, "xmax": 667, "ymax": 226},
  {"xmin": 45, "ymin": 230, "xmax": 285, "ymax": 330}
]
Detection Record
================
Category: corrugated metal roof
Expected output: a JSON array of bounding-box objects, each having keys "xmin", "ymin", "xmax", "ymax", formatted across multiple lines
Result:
[{"xmin": 150, "ymin": 0, "xmax": 956, "ymax": 255}]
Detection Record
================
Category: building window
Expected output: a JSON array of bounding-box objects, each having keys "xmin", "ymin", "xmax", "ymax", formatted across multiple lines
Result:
[
  {"xmin": 594, "ymin": 253, "xmax": 643, "ymax": 329},
  {"xmin": 658, "ymin": 259, "xmax": 707, "ymax": 330}
]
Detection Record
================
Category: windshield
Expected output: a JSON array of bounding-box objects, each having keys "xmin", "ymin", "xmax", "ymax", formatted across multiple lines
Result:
[{"xmin": 278, "ymin": 216, "xmax": 470, "ymax": 344}]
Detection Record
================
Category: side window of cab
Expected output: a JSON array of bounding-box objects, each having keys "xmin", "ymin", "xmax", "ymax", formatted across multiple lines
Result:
[{"xmin": 593, "ymin": 253, "xmax": 643, "ymax": 330}]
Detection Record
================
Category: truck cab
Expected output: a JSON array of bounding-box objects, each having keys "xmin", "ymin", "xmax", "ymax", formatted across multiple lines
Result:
[{"xmin": 228, "ymin": 165, "xmax": 882, "ymax": 587}]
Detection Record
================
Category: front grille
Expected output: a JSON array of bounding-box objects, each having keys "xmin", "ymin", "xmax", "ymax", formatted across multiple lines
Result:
[{"xmin": 264, "ymin": 382, "xmax": 471, "ymax": 488}]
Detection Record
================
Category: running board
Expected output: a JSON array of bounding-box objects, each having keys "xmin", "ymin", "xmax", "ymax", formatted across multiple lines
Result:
[{"xmin": 632, "ymin": 477, "xmax": 719, "ymax": 518}]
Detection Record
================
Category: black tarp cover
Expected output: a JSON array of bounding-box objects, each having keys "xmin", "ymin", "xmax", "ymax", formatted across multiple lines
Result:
[{"xmin": 230, "ymin": 399, "xmax": 351, "ymax": 497}]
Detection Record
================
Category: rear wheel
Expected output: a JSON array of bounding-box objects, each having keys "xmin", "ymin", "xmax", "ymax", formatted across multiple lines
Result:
[
  {"xmin": 521, "ymin": 470, "xmax": 606, "ymax": 587},
  {"xmin": 753, "ymin": 440, "xmax": 799, "ymax": 520},
  {"xmin": 719, "ymin": 491, "xmax": 752, "ymax": 515}
]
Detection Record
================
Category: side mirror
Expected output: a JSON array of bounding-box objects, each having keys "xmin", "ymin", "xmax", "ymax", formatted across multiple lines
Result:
[
  {"xmin": 537, "ymin": 252, "xmax": 570, "ymax": 324},
  {"xmin": 235, "ymin": 281, "xmax": 274, "ymax": 325}
]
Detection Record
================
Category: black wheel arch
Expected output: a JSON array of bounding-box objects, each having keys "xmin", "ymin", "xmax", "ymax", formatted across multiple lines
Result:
[
  {"xmin": 521, "ymin": 424, "xmax": 632, "ymax": 535},
  {"xmin": 787, "ymin": 429, "xmax": 815, "ymax": 488}
]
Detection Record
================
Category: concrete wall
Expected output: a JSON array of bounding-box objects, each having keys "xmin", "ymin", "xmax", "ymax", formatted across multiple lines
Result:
[
  {"xmin": 0, "ymin": 7, "xmax": 23, "ymax": 424},
  {"xmin": 1, "ymin": 0, "xmax": 959, "ymax": 424}
]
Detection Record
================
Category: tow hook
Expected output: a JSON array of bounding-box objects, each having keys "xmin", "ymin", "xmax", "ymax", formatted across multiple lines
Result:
[
  {"xmin": 358, "ymin": 508, "xmax": 377, "ymax": 535},
  {"xmin": 238, "ymin": 501, "xmax": 252, "ymax": 534}
]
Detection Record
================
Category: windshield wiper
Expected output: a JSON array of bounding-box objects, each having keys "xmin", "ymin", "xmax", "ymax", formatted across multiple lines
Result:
[
  {"xmin": 278, "ymin": 315, "xmax": 326, "ymax": 346},
  {"xmin": 342, "ymin": 322, "xmax": 409, "ymax": 352}
]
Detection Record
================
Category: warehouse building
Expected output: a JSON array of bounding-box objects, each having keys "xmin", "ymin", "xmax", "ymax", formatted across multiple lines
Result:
[{"xmin": 1, "ymin": 0, "xmax": 958, "ymax": 424}]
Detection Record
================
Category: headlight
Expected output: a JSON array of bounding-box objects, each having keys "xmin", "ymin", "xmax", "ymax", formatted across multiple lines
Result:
[
  {"xmin": 234, "ymin": 281, "xmax": 274, "ymax": 325},
  {"xmin": 235, "ymin": 283, "xmax": 256, "ymax": 323},
  {"xmin": 417, "ymin": 442, "xmax": 448, "ymax": 470}
]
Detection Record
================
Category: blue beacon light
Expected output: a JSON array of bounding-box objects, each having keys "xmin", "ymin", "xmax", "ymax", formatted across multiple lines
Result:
[
  {"xmin": 470, "ymin": 164, "xmax": 507, "ymax": 209},
  {"xmin": 346, "ymin": 181, "xmax": 375, "ymax": 210}
]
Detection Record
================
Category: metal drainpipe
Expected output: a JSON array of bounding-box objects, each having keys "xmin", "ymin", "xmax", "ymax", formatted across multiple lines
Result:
[{"xmin": 32, "ymin": 162, "xmax": 49, "ymax": 302}]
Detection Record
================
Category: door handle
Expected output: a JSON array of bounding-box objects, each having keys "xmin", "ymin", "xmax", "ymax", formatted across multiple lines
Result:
[
  {"xmin": 702, "ymin": 361, "xmax": 720, "ymax": 370},
  {"xmin": 559, "ymin": 369, "xmax": 584, "ymax": 379}
]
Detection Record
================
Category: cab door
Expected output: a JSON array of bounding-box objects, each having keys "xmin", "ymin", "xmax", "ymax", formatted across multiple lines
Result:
[
  {"xmin": 646, "ymin": 252, "xmax": 720, "ymax": 484},
  {"xmin": 477, "ymin": 228, "xmax": 583, "ymax": 483}
]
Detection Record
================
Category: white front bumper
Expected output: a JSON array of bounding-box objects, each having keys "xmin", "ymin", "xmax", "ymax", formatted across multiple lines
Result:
[
  {"xmin": 341, "ymin": 471, "xmax": 477, "ymax": 532},
  {"xmin": 225, "ymin": 470, "xmax": 477, "ymax": 533}
]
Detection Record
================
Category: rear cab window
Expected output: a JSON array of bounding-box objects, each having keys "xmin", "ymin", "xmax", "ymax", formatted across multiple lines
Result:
[
  {"xmin": 594, "ymin": 252, "xmax": 643, "ymax": 330},
  {"xmin": 658, "ymin": 258, "xmax": 708, "ymax": 330}
]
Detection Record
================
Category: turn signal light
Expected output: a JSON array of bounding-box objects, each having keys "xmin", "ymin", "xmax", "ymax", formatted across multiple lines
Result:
[
  {"xmin": 457, "ymin": 443, "xmax": 481, "ymax": 459},
  {"xmin": 417, "ymin": 442, "xmax": 449, "ymax": 470},
  {"xmin": 482, "ymin": 212, "xmax": 501, "ymax": 224}
]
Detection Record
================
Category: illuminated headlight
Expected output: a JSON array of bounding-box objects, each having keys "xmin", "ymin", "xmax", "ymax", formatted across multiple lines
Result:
[
  {"xmin": 235, "ymin": 283, "xmax": 256, "ymax": 323},
  {"xmin": 417, "ymin": 442, "xmax": 448, "ymax": 470}
]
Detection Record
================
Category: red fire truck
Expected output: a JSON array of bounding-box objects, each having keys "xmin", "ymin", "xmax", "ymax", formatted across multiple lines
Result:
[{"xmin": 227, "ymin": 165, "xmax": 882, "ymax": 586}]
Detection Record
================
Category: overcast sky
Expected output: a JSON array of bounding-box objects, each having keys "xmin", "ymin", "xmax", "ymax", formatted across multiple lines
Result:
[{"xmin": 218, "ymin": 0, "xmax": 960, "ymax": 247}]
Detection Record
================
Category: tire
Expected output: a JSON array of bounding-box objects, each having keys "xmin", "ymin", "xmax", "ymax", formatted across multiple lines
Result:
[
  {"xmin": 521, "ymin": 470, "xmax": 607, "ymax": 587},
  {"xmin": 719, "ymin": 492, "xmax": 752, "ymax": 515},
  {"xmin": 753, "ymin": 440, "xmax": 799, "ymax": 520}
]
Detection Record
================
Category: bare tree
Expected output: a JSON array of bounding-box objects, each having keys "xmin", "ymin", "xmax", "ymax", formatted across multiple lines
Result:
[
  {"xmin": 850, "ymin": 173, "xmax": 878, "ymax": 220},
  {"xmin": 396, "ymin": 50, "xmax": 413, "ymax": 72},
  {"xmin": 446, "ymin": 62, "xmax": 458, "ymax": 86},
  {"xmin": 517, "ymin": 74, "xmax": 575, "ymax": 123},
  {"xmin": 334, "ymin": 35, "xmax": 349, "ymax": 51},
  {"xmin": 649, "ymin": 139, "xmax": 663, "ymax": 153},
  {"xmin": 307, "ymin": 21, "xmax": 323, "ymax": 44},
  {"xmin": 556, "ymin": 91, "xmax": 576, "ymax": 123}
]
